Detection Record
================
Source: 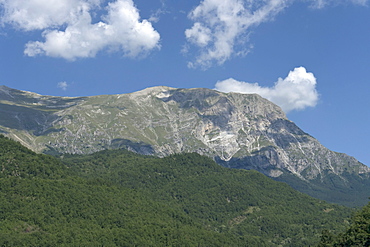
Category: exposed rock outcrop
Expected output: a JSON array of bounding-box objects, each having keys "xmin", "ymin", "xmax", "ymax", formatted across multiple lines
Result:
[{"xmin": 1, "ymin": 85, "xmax": 369, "ymax": 206}]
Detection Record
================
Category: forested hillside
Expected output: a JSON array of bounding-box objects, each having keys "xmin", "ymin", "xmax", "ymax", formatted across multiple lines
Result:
[
  {"xmin": 0, "ymin": 134, "xmax": 355, "ymax": 246},
  {"xmin": 319, "ymin": 201, "xmax": 370, "ymax": 246}
]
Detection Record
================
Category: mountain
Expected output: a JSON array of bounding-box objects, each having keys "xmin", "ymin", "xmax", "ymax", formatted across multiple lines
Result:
[
  {"xmin": 1, "ymin": 85, "xmax": 369, "ymax": 206},
  {"xmin": 0, "ymin": 134, "xmax": 352, "ymax": 246}
]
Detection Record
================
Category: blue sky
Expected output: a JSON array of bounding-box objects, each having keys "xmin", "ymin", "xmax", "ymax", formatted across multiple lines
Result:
[{"xmin": 0, "ymin": 0, "xmax": 370, "ymax": 166}]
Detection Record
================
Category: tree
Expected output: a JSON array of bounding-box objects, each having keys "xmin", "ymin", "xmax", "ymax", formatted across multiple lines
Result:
[{"xmin": 319, "ymin": 201, "xmax": 370, "ymax": 246}]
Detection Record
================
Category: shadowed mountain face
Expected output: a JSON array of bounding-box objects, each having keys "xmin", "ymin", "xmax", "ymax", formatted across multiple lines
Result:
[{"xmin": 1, "ymin": 85, "xmax": 369, "ymax": 206}]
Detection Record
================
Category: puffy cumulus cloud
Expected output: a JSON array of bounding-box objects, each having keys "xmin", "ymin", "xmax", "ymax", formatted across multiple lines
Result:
[
  {"xmin": 0, "ymin": 0, "xmax": 100, "ymax": 31},
  {"xmin": 185, "ymin": 0, "xmax": 289, "ymax": 69},
  {"xmin": 214, "ymin": 67, "xmax": 319, "ymax": 113},
  {"xmin": 0, "ymin": 0, "xmax": 160, "ymax": 60},
  {"xmin": 24, "ymin": 0, "xmax": 160, "ymax": 60}
]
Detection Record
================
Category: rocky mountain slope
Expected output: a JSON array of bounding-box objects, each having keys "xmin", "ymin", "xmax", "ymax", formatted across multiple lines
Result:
[{"xmin": 1, "ymin": 85, "xmax": 369, "ymax": 206}]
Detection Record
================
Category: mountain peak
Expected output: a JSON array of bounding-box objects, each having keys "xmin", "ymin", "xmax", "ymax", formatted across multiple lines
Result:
[
  {"xmin": 129, "ymin": 86, "xmax": 176, "ymax": 97},
  {"xmin": 1, "ymin": 85, "xmax": 369, "ymax": 206},
  {"xmin": 0, "ymin": 85, "xmax": 15, "ymax": 98}
]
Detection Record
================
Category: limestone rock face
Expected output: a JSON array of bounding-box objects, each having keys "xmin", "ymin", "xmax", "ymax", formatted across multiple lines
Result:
[{"xmin": 1, "ymin": 85, "xmax": 369, "ymax": 205}]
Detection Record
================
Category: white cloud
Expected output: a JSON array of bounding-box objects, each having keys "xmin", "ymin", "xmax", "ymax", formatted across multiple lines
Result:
[
  {"xmin": 185, "ymin": 0, "xmax": 289, "ymax": 69},
  {"xmin": 0, "ymin": 0, "xmax": 100, "ymax": 31},
  {"xmin": 0, "ymin": 0, "xmax": 160, "ymax": 60},
  {"xmin": 1, "ymin": 0, "xmax": 368, "ymax": 63},
  {"xmin": 57, "ymin": 81, "xmax": 69, "ymax": 91},
  {"xmin": 214, "ymin": 67, "xmax": 319, "ymax": 113},
  {"xmin": 185, "ymin": 0, "xmax": 369, "ymax": 69}
]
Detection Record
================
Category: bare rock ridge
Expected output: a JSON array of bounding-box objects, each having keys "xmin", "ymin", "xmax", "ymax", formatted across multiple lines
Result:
[{"xmin": 1, "ymin": 85, "xmax": 369, "ymax": 206}]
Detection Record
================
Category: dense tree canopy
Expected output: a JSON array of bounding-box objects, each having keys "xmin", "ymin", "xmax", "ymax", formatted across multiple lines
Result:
[
  {"xmin": 319, "ymin": 201, "xmax": 370, "ymax": 246},
  {"xmin": 0, "ymin": 134, "xmax": 356, "ymax": 246}
]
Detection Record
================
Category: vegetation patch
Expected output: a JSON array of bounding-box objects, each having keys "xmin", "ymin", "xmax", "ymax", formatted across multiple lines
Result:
[{"xmin": 0, "ymin": 134, "xmax": 363, "ymax": 246}]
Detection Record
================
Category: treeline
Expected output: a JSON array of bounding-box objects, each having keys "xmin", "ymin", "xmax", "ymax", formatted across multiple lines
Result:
[{"xmin": 0, "ymin": 134, "xmax": 366, "ymax": 246}]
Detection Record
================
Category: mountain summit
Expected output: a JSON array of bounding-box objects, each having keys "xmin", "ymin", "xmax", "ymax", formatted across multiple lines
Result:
[{"xmin": 1, "ymin": 85, "xmax": 369, "ymax": 206}]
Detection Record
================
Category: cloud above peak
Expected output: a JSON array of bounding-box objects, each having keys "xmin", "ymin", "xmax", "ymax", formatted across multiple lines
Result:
[
  {"xmin": 214, "ymin": 67, "xmax": 319, "ymax": 113},
  {"xmin": 0, "ymin": 0, "xmax": 160, "ymax": 60}
]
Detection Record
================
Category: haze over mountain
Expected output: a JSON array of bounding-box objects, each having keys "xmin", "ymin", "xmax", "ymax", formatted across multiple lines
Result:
[{"xmin": 1, "ymin": 85, "xmax": 369, "ymax": 206}]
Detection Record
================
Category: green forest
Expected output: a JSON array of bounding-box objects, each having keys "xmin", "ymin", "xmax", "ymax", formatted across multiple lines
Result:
[
  {"xmin": 318, "ymin": 201, "xmax": 370, "ymax": 246},
  {"xmin": 0, "ymin": 134, "xmax": 369, "ymax": 246}
]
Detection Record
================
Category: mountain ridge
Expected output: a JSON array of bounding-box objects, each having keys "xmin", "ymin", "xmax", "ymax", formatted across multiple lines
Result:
[{"xmin": 1, "ymin": 85, "xmax": 369, "ymax": 206}]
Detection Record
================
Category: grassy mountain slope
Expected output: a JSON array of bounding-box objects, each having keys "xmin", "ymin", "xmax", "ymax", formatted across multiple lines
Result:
[{"xmin": 0, "ymin": 135, "xmax": 354, "ymax": 246}]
